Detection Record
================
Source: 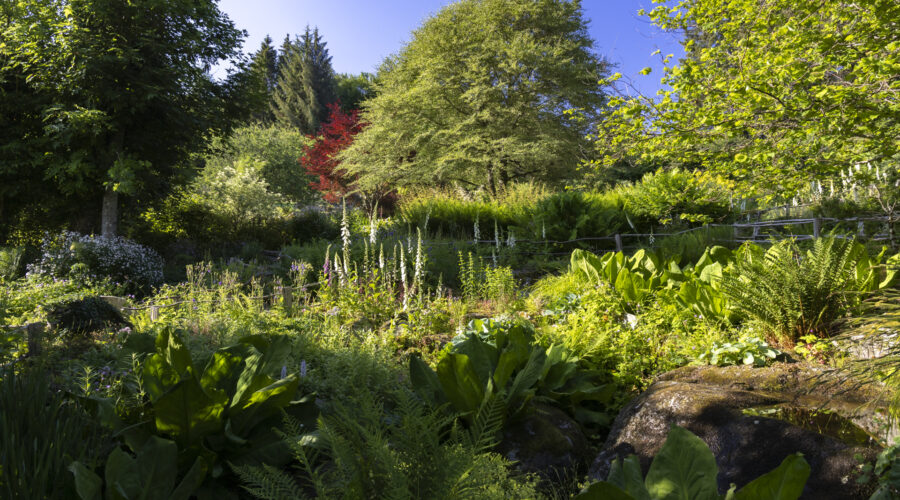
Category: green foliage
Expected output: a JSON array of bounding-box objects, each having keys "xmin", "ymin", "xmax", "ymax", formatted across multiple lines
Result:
[
  {"xmin": 576, "ymin": 426, "xmax": 810, "ymax": 500},
  {"xmin": 720, "ymin": 238, "xmax": 887, "ymax": 342},
  {"xmin": 0, "ymin": 247, "xmax": 25, "ymax": 282},
  {"xmin": 697, "ymin": 337, "xmax": 782, "ymax": 367},
  {"xmin": 458, "ymin": 252, "xmax": 518, "ymax": 304},
  {"xmin": 207, "ymin": 124, "xmax": 317, "ymax": 204},
  {"xmin": 45, "ymin": 296, "xmax": 130, "ymax": 337},
  {"xmin": 341, "ymin": 0, "xmax": 609, "ymax": 193},
  {"xmin": 0, "ymin": 368, "xmax": 110, "ymax": 499},
  {"xmin": 0, "ymin": 276, "xmax": 115, "ymax": 326},
  {"xmin": 411, "ymin": 318, "xmax": 613, "ymax": 429},
  {"xmin": 70, "ymin": 436, "xmax": 207, "ymax": 500},
  {"xmin": 233, "ymin": 392, "xmax": 540, "ymax": 499},
  {"xmin": 618, "ymin": 169, "xmax": 734, "ymax": 226},
  {"xmin": 592, "ymin": 0, "xmax": 900, "ymax": 194},
  {"xmin": 133, "ymin": 329, "xmax": 314, "ymax": 480},
  {"xmin": 0, "ymin": 0, "xmax": 247, "ymax": 230},
  {"xmin": 333, "ymin": 72, "xmax": 376, "ymax": 113},
  {"xmin": 535, "ymin": 191, "xmax": 626, "ymax": 241},
  {"xmin": 861, "ymin": 438, "xmax": 900, "ymax": 500},
  {"xmin": 271, "ymin": 28, "xmax": 336, "ymax": 134}
]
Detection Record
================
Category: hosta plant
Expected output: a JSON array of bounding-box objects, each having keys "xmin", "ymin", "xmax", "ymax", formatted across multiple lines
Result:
[
  {"xmin": 576, "ymin": 426, "xmax": 810, "ymax": 500},
  {"xmin": 697, "ymin": 337, "xmax": 783, "ymax": 367}
]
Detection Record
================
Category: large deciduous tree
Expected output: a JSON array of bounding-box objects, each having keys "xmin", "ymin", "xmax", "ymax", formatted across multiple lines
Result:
[
  {"xmin": 592, "ymin": 0, "xmax": 900, "ymax": 195},
  {"xmin": 0, "ymin": 0, "xmax": 246, "ymax": 236},
  {"xmin": 339, "ymin": 0, "xmax": 609, "ymax": 197}
]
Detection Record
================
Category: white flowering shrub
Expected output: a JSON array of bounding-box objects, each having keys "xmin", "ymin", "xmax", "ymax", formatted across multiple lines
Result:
[{"xmin": 28, "ymin": 232, "xmax": 164, "ymax": 292}]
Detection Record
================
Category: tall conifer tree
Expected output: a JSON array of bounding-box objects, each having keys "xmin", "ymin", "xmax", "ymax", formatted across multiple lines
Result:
[
  {"xmin": 247, "ymin": 35, "xmax": 278, "ymax": 122},
  {"xmin": 271, "ymin": 27, "xmax": 336, "ymax": 134}
]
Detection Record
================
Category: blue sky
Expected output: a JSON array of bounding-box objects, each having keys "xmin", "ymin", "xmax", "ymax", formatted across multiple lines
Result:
[{"xmin": 217, "ymin": 0, "xmax": 683, "ymax": 97}]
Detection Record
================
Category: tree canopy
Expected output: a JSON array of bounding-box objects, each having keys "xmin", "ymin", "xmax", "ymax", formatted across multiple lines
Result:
[
  {"xmin": 271, "ymin": 27, "xmax": 336, "ymax": 134},
  {"xmin": 592, "ymin": 0, "xmax": 900, "ymax": 195},
  {"xmin": 0, "ymin": 0, "xmax": 246, "ymax": 236},
  {"xmin": 340, "ymin": 0, "xmax": 609, "ymax": 196}
]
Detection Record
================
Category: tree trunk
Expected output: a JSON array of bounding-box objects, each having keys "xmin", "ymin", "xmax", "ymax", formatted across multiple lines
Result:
[
  {"xmin": 487, "ymin": 167, "xmax": 497, "ymax": 198},
  {"xmin": 101, "ymin": 188, "xmax": 118, "ymax": 237}
]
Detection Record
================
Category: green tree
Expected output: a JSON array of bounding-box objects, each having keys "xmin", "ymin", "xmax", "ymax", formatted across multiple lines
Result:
[
  {"xmin": 340, "ymin": 0, "xmax": 609, "ymax": 197},
  {"xmin": 207, "ymin": 124, "xmax": 316, "ymax": 204},
  {"xmin": 592, "ymin": 0, "xmax": 900, "ymax": 196},
  {"xmin": 247, "ymin": 35, "xmax": 279, "ymax": 122},
  {"xmin": 0, "ymin": 0, "xmax": 246, "ymax": 236},
  {"xmin": 271, "ymin": 27, "xmax": 336, "ymax": 134},
  {"xmin": 334, "ymin": 72, "xmax": 376, "ymax": 112}
]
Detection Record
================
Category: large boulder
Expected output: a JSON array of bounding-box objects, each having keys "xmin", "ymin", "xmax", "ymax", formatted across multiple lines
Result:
[
  {"xmin": 590, "ymin": 363, "xmax": 889, "ymax": 499},
  {"xmin": 498, "ymin": 403, "xmax": 589, "ymax": 481}
]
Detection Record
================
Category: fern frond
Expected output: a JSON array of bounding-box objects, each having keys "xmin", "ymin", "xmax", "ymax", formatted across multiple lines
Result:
[
  {"xmin": 231, "ymin": 463, "xmax": 308, "ymax": 500},
  {"xmin": 467, "ymin": 394, "xmax": 506, "ymax": 454}
]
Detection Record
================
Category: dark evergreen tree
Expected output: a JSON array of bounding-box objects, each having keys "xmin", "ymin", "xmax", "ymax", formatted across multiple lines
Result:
[
  {"xmin": 270, "ymin": 27, "xmax": 335, "ymax": 134},
  {"xmin": 247, "ymin": 35, "xmax": 278, "ymax": 122}
]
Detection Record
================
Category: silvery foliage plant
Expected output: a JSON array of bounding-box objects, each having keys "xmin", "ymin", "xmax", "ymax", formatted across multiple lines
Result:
[{"xmin": 28, "ymin": 231, "xmax": 164, "ymax": 291}]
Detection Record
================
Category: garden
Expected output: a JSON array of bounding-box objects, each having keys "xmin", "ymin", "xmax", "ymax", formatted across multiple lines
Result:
[{"xmin": 1, "ymin": 0, "xmax": 899, "ymax": 499}]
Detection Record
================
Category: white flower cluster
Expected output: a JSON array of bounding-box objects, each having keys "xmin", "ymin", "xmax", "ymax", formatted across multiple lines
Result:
[{"xmin": 28, "ymin": 231, "xmax": 164, "ymax": 290}]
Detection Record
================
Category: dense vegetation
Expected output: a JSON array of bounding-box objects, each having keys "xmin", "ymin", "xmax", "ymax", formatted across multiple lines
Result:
[{"xmin": 1, "ymin": 0, "xmax": 899, "ymax": 498}]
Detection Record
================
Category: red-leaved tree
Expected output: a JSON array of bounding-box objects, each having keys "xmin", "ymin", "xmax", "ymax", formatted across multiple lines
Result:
[{"xmin": 301, "ymin": 102, "xmax": 363, "ymax": 203}]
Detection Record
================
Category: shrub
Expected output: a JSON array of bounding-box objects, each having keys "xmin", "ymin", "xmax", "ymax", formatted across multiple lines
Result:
[
  {"xmin": 618, "ymin": 168, "xmax": 734, "ymax": 226},
  {"xmin": 27, "ymin": 232, "xmax": 164, "ymax": 294},
  {"xmin": 0, "ymin": 246, "xmax": 25, "ymax": 282},
  {"xmin": 44, "ymin": 296, "xmax": 130, "ymax": 336},
  {"xmin": 532, "ymin": 191, "xmax": 625, "ymax": 241}
]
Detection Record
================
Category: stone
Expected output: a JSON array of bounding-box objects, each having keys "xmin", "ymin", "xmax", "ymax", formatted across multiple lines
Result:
[
  {"xmin": 498, "ymin": 403, "xmax": 589, "ymax": 482},
  {"xmin": 590, "ymin": 363, "xmax": 888, "ymax": 499}
]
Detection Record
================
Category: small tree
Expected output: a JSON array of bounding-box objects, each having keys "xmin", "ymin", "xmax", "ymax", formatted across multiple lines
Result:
[{"xmin": 301, "ymin": 103, "xmax": 364, "ymax": 204}]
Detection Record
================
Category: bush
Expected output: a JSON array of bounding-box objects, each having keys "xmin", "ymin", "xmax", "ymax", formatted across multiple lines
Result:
[
  {"xmin": 44, "ymin": 296, "xmax": 130, "ymax": 336},
  {"xmin": 27, "ymin": 232, "xmax": 164, "ymax": 294},
  {"xmin": 532, "ymin": 191, "xmax": 625, "ymax": 241},
  {"xmin": 618, "ymin": 168, "xmax": 734, "ymax": 226}
]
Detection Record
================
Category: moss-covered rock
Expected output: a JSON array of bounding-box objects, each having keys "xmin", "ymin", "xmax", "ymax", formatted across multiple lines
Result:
[
  {"xmin": 498, "ymin": 403, "xmax": 588, "ymax": 482},
  {"xmin": 590, "ymin": 362, "xmax": 887, "ymax": 499}
]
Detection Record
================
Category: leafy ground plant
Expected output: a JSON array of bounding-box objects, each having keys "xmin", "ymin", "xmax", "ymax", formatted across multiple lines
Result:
[
  {"xmin": 576, "ymin": 426, "xmax": 810, "ymax": 500},
  {"xmin": 697, "ymin": 337, "xmax": 783, "ymax": 367}
]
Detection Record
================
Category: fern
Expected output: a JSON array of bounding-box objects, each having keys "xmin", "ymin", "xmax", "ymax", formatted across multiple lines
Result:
[
  {"xmin": 231, "ymin": 463, "xmax": 308, "ymax": 500},
  {"xmin": 466, "ymin": 394, "xmax": 506, "ymax": 454},
  {"xmin": 721, "ymin": 237, "xmax": 862, "ymax": 343}
]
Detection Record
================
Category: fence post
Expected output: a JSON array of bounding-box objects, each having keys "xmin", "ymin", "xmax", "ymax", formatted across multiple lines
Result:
[
  {"xmin": 282, "ymin": 286, "xmax": 293, "ymax": 316},
  {"xmin": 150, "ymin": 306, "xmax": 159, "ymax": 322},
  {"xmin": 614, "ymin": 234, "xmax": 623, "ymax": 253},
  {"xmin": 752, "ymin": 225, "xmax": 760, "ymax": 240},
  {"xmin": 733, "ymin": 224, "xmax": 739, "ymax": 243},
  {"xmin": 858, "ymin": 220, "xmax": 866, "ymax": 238},
  {"xmin": 813, "ymin": 218, "xmax": 821, "ymax": 238}
]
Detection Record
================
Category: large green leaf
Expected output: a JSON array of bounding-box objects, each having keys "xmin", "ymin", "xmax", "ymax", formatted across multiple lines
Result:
[
  {"xmin": 152, "ymin": 377, "xmax": 227, "ymax": 447},
  {"xmin": 69, "ymin": 461, "xmax": 103, "ymax": 500},
  {"xmin": 409, "ymin": 356, "xmax": 443, "ymax": 404},
  {"xmin": 436, "ymin": 354, "xmax": 485, "ymax": 416},
  {"xmin": 104, "ymin": 448, "xmax": 141, "ymax": 500},
  {"xmin": 227, "ymin": 375, "xmax": 299, "ymax": 437},
  {"xmin": 732, "ymin": 453, "xmax": 810, "ymax": 500},
  {"xmin": 608, "ymin": 455, "xmax": 651, "ymax": 500},
  {"xmin": 454, "ymin": 334, "xmax": 499, "ymax": 386},
  {"xmin": 574, "ymin": 481, "xmax": 635, "ymax": 500},
  {"xmin": 571, "ymin": 249, "xmax": 604, "ymax": 283},
  {"xmin": 645, "ymin": 426, "xmax": 720, "ymax": 500}
]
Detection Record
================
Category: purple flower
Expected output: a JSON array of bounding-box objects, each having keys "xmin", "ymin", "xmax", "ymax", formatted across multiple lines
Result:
[{"xmin": 300, "ymin": 360, "xmax": 307, "ymax": 378}]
